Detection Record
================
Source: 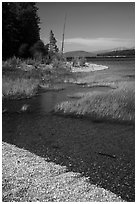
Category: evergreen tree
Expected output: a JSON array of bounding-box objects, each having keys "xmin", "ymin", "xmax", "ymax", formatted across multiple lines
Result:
[
  {"xmin": 2, "ymin": 3, "xmax": 19, "ymax": 58},
  {"xmin": 2, "ymin": 2, "xmax": 40, "ymax": 59},
  {"xmin": 17, "ymin": 3, "xmax": 40, "ymax": 48},
  {"xmin": 48, "ymin": 30, "xmax": 59, "ymax": 53}
]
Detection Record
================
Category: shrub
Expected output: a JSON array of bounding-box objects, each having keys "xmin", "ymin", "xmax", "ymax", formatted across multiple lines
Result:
[
  {"xmin": 54, "ymin": 52, "xmax": 67, "ymax": 62},
  {"xmin": 18, "ymin": 43, "xmax": 29, "ymax": 58},
  {"xmin": 79, "ymin": 56, "xmax": 86, "ymax": 67},
  {"xmin": 72, "ymin": 56, "xmax": 80, "ymax": 67},
  {"xmin": 72, "ymin": 56, "xmax": 86, "ymax": 67},
  {"xmin": 52, "ymin": 57, "xmax": 70, "ymax": 72},
  {"xmin": 2, "ymin": 57, "xmax": 21, "ymax": 70},
  {"xmin": 24, "ymin": 58, "xmax": 37, "ymax": 65},
  {"xmin": 29, "ymin": 40, "xmax": 48, "ymax": 60},
  {"xmin": 2, "ymin": 61, "xmax": 11, "ymax": 70}
]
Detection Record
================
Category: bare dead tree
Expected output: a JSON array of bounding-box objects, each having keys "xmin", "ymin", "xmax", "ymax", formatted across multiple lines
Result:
[{"xmin": 61, "ymin": 14, "xmax": 67, "ymax": 54}]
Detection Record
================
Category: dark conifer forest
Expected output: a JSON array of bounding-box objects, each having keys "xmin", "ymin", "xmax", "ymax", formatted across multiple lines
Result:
[{"xmin": 3, "ymin": 2, "xmax": 46, "ymax": 59}]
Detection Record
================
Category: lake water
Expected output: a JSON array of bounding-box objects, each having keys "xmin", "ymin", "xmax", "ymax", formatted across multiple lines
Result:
[
  {"xmin": 2, "ymin": 59, "xmax": 135, "ymax": 201},
  {"xmin": 90, "ymin": 58, "xmax": 135, "ymax": 76}
]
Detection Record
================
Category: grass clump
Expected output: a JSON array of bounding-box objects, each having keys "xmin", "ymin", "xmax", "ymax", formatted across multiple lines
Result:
[
  {"xmin": 55, "ymin": 81, "xmax": 135, "ymax": 124},
  {"xmin": 3, "ymin": 76, "xmax": 39, "ymax": 99}
]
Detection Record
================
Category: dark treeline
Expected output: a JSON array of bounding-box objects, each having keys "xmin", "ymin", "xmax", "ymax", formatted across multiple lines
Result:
[{"xmin": 2, "ymin": 2, "xmax": 59, "ymax": 60}]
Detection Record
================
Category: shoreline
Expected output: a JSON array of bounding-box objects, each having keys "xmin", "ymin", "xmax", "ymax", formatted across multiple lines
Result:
[
  {"xmin": 71, "ymin": 63, "xmax": 109, "ymax": 73},
  {"xmin": 2, "ymin": 142, "xmax": 124, "ymax": 202},
  {"xmin": 2, "ymin": 62, "xmax": 109, "ymax": 101}
]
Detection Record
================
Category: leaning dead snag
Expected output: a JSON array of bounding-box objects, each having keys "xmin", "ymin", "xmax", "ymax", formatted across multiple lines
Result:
[
  {"xmin": 95, "ymin": 152, "xmax": 116, "ymax": 159},
  {"xmin": 61, "ymin": 14, "xmax": 67, "ymax": 54}
]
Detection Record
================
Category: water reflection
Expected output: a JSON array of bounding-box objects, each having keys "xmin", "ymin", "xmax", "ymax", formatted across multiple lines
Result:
[{"xmin": 40, "ymin": 91, "xmax": 67, "ymax": 113}]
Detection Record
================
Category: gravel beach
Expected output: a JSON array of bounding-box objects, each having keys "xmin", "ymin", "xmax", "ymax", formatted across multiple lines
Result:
[{"xmin": 2, "ymin": 142, "xmax": 124, "ymax": 202}]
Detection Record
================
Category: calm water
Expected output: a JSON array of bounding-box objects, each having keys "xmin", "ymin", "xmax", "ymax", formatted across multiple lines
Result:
[
  {"xmin": 3, "ymin": 84, "xmax": 111, "ymax": 114},
  {"xmin": 90, "ymin": 58, "xmax": 135, "ymax": 76},
  {"xmin": 2, "ymin": 59, "xmax": 135, "ymax": 201}
]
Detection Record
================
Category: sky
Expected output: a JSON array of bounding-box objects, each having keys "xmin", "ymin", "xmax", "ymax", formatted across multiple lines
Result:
[{"xmin": 37, "ymin": 2, "xmax": 135, "ymax": 52}]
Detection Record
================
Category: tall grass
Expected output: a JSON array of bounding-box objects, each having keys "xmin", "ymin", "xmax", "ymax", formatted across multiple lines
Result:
[
  {"xmin": 2, "ymin": 76, "xmax": 39, "ymax": 99},
  {"xmin": 2, "ymin": 56, "xmax": 22, "ymax": 70},
  {"xmin": 55, "ymin": 81, "xmax": 135, "ymax": 124},
  {"xmin": 2, "ymin": 58, "xmax": 41, "ymax": 99},
  {"xmin": 2, "ymin": 56, "xmax": 44, "ymax": 71},
  {"xmin": 2, "ymin": 56, "xmax": 74, "ymax": 99}
]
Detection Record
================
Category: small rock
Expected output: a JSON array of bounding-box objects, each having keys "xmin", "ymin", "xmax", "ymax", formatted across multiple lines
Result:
[{"xmin": 20, "ymin": 104, "xmax": 30, "ymax": 112}]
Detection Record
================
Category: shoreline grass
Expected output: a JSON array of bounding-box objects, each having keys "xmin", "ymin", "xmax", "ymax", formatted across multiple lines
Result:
[
  {"xmin": 2, "ymin": 57, "xmax": 74, "ymax": 100},
  {"xmin": 39, "ymin": 84, "xmax": 65, "ymax": 92},
  {"xmin": 54, "ymin": 81, "xmax": 135, "ymax": 124},
  {"xmin": 2, "ymin": 76, "xmax": 39, "ymax": 99}
]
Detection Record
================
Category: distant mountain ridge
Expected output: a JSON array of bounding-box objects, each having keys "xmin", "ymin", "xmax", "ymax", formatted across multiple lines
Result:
[
  {"xmin": 92, "ymin": 47, "xmax": 130, "ymax": 54},
  {"xmin": 64, "ymin": 48, "xmax": 135, "ymax": 58},
  {"xmin": 97, "ymin": 49, "xmax": 135, "ymax": 57},
  {"xmin": 64, "ymin": 50, "xmax": 96, "ymax": 58}
]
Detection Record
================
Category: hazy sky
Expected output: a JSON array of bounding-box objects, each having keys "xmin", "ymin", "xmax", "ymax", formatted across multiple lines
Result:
[{"xmin": 37, "ymin": 2, "xmax": 135, "ymax": 52}]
